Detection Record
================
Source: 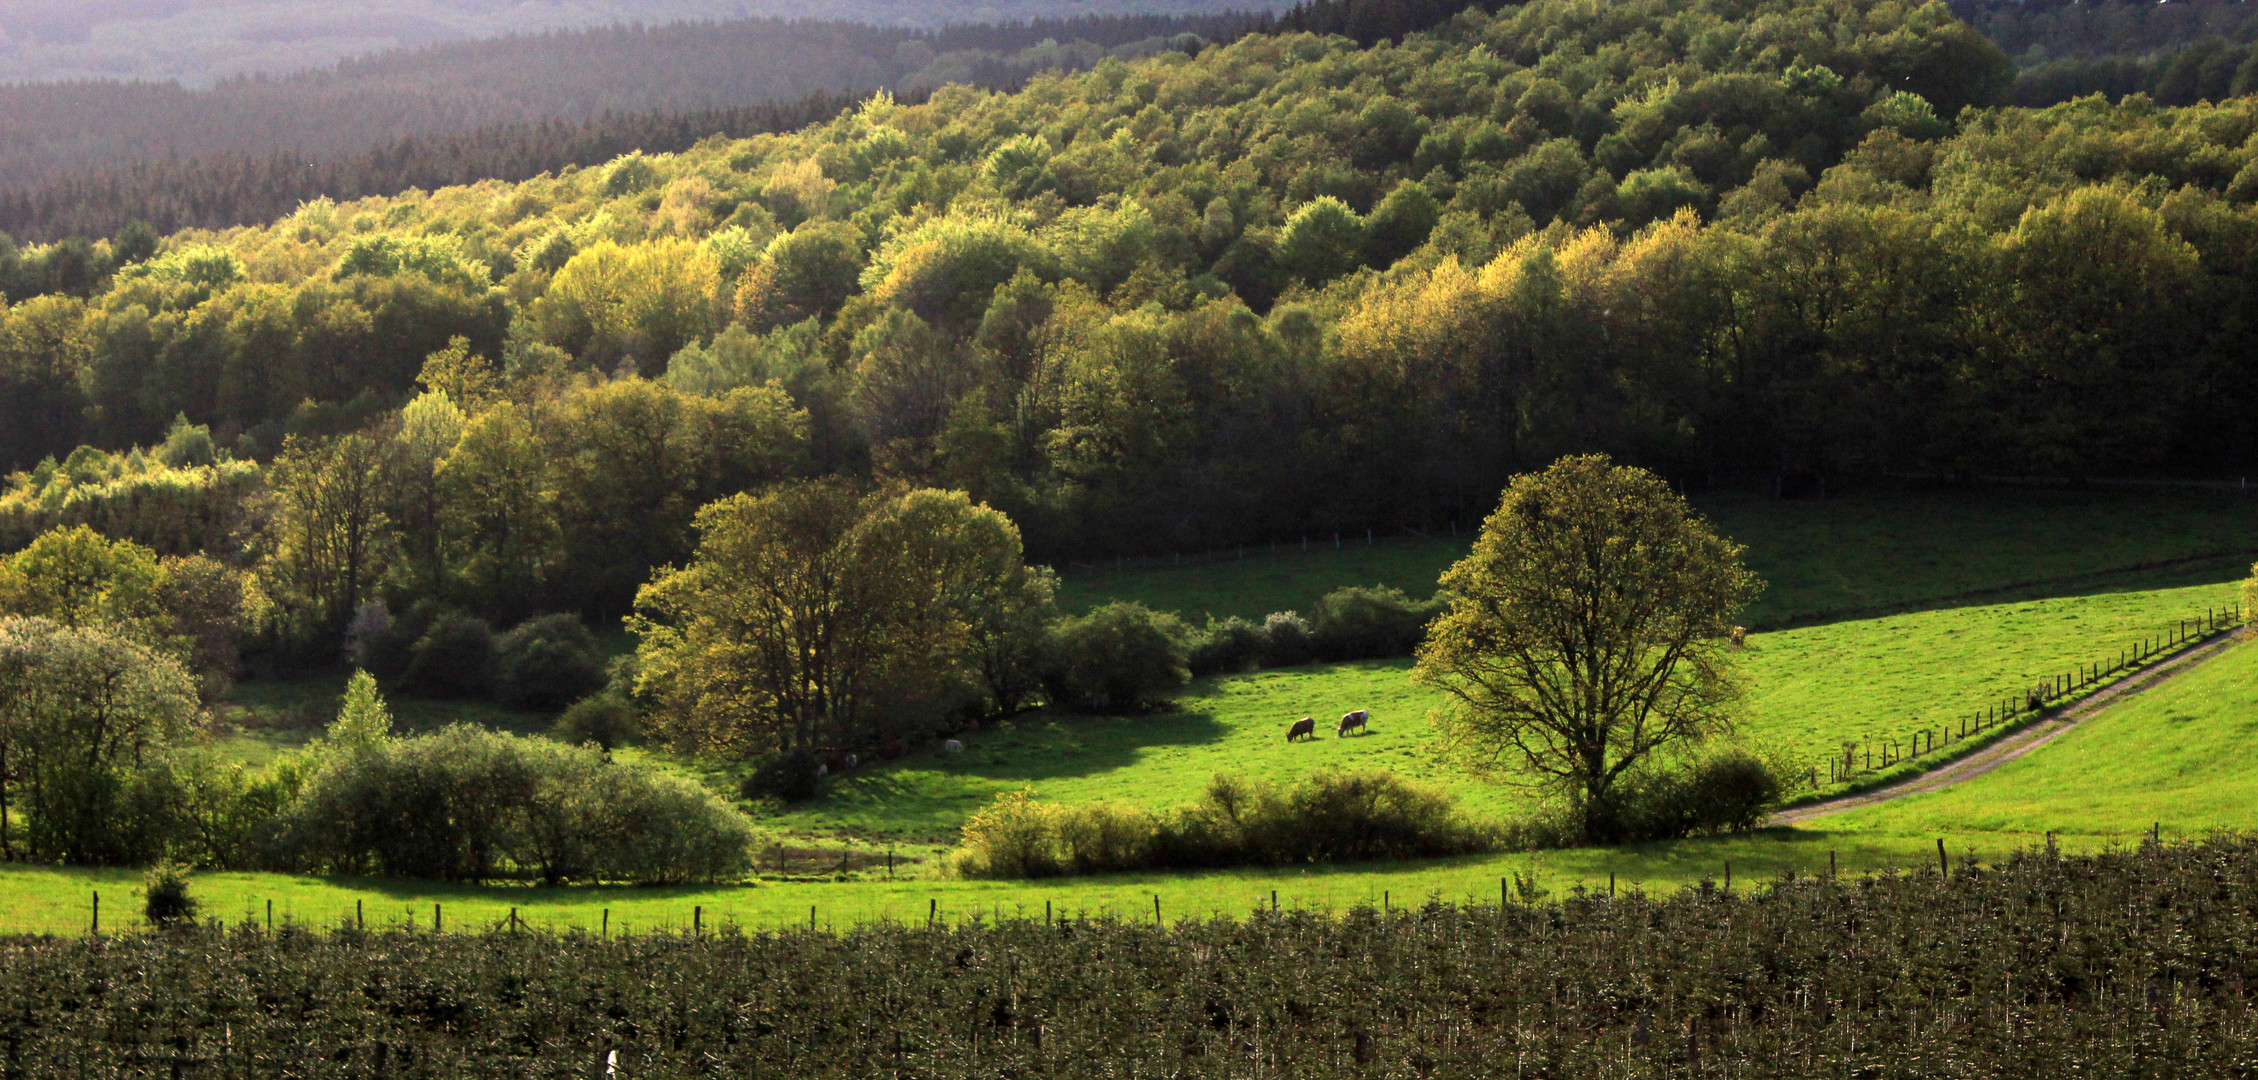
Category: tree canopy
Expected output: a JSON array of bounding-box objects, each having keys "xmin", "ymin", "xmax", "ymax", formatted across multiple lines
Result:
[{"xmin": 1415, "ymin": 455, "xmax": 1761, "ymax": 842}]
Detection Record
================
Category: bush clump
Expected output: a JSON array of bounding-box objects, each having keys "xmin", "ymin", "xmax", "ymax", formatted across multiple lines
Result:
[
  {"xmin": 399, "ymin": 610, "xmax": 495, "ymax": 698},
  {"xmin": 948, "ymin": 769, "xmax": 1492, "ymax": 879},
  {"xmin": 552, "ymin": 692, "xmax": 639, "ymax": 750},
  {"xmin": 1258, "ymin": 610, "xmax": 1314, "ymax": 666},
  {"xmin": 1043, "ymin": 602, "xmax": 1191, "ymax": 713},
  {"xmin": 277, "ymin": 725, "xmax": 753, "ymax": 884},
  {"xmin": 491, "ymin": 613, "xmax": 608, "ymax": 710},
  {"xmin": 1187, "ymin": 615, "xmax": 1266, "ymax": 677},
  {"xmin": 1306, "ymin": 585, "xmax": 1445, "ymax": 661},
  {"xmin": 740, "ymin": 748, "xmax": 822, "ymax": 805},
  {"xmin": 1619, "ymin": 750, "xmax": 1785, "ymax": 839}
]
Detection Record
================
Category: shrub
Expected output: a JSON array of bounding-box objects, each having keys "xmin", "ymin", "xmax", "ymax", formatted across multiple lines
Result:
[
  {"xmin": 491, "ymin": 614, "xmax": 608, "ymax": 710},
  {"xmin": 1668, "ymin": 750, "xmax": 1785, "ymax": 835},
  {"xmin": 1043, "ymin": 602, "xmax": 1190, "ymax": 713},
  {"xmin": 277, "ymin": 725, "xmax": 753, "ymax": 884},
  {"xmin": 1188, "ymin": 615, "xmax": 1266, "ymax": 677},
  {"xmin": 740, "ymin": 748, "xmax": 821, "ymax": 805},
  {"xmin": 1307, "ymin": 585, "xmax": 1446, "ymax": 661},
  {"xmin": 553, "ymin": 693, "xmax": 639, "ymax": 751},
  {"xmin": 352, "ymin": 600, "xmax": 424, "ymax": 681},
  {"xmin": 1258, "ymin": 610, "xmax": 1314, "ymax": 667},
  {"xmin": 400, "ymin": 610, "xmax": 494, "ymax": 698},
  {"xmin": 949, "ymin": 770, "xmax": 1493, "ymax": 879},
  {"xmin": 141, "ymin": 862, "xmax": 199, "ymax": 927},
  {"xmin": 948, "ymin": 788, "xmax": 1066, "ymax": 878},
  {"xmin": 1608, "ymin": 750, "xmax": 1788, "ymax": 843},
  {"xmin": 1056, "ymin": 802, "xmax": 1158, "ymax": 874}
]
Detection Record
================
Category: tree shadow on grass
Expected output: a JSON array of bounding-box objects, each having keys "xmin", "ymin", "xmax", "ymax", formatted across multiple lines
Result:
[{"xmin": 786, "ymin": 708, "xmax": 1233, "ymax": 838}]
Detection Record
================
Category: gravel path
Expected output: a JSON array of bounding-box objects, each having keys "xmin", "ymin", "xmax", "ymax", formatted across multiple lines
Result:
[{"xmin": 1771, "ymin": 629, "xmax": 2247, "ymax": 826}]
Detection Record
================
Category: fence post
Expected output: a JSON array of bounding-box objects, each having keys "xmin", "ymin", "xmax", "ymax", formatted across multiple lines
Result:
[
  {"xmin": 1937, "ymin": 838, "xmax": 1948, "ymax": 878},
  {"xmin": 266, "ymin": 899, "xmax": 273, "ymax": 931},
  {"xmin": 434, "ymin": 903, "xmax": 441, "ymax": 933},
  {"xmin": 1154, "ymin": 895, "xmax": 1163, "ymax": 926},
  {"xmin": 928, "ymin": 899, "xmax": 937, "ymax": 928},
  {"xmin": 357, "ymin": 899, "xmax": 363, "ymax": 929},
  {"xmin": 90, "ymin": 891, "xmax": 97, "ymax": 935},
  {"xmin": 602, "ymin": 909, "xmax": 609, "ymax": 939}
]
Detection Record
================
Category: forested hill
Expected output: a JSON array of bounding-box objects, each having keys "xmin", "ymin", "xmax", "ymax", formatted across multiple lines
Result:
[
  {"xmin": 8, "ymin": 0, "xmax": 2258, "ymax": 609},
  {"xmin": 1961, "ymin": 0, "xmax": 2258, "ymax": 107},
  {"xmin": 0, "ymin": 0, "xmax": 1282, "ymax": 85},
  {"xmin": 0, "ymin": 12, "xmax": 1267, "ymax": 195}
]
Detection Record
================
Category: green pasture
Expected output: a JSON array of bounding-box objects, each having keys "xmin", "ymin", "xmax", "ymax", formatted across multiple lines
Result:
[
  {"xmin": 33, "ymin": 483, "xmax": 2247, "ymax": 940},
  {"xmin": 11, "ymin": 590, "xmax": 2250, "ymax": 938},
  {"xmin": 1829, "ymin": 635, "xmax": 2258, "ymax": 839},
  {"xmin": 775, "ymin": 578, "xmax": 2241, "ymax": 842},
  {"xmin": 1057, "ymin": 484, "xmax": 2258, "ymax": 628},
  {"xmin": 0, "ymin": 827, "xmax": 2089, "ymax": 938}
]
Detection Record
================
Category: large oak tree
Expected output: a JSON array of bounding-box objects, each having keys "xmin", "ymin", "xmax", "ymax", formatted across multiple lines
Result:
[{"xmin": 1415, "ymin": 455, "xmax": 1760, "ymax": 841}]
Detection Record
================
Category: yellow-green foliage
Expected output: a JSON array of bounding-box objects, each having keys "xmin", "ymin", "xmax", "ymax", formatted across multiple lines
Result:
[{"xmin": 0, "ymin": 453, "xmax": 263, "ymax": 556}]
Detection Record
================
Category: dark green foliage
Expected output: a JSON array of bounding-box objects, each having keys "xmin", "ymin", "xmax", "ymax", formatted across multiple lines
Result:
[
  {"xmin": 551, "ymin": 692, "xmax": 639, "ymax": 751},
  {"xmin": 741, "ymin": 749, "xmax": 822, "ymax": 805},
  {"xmin": 1307, "ymin": 585, "xmax": 1445, "ymax": 662},
  {"xmin": 1257, "ymin": 610, "xmax": 1315, "ymax": 668},
  {"xmin": 139, "ymin": 862, "xmax": 198, "ymax": 928},
  {"xmin": 1572, "ymin": 750, "xmax": 1789, "ymax": 844},
  {"xmin": 1042, "ymin": 602, "xmax": 1191, "ymax": 713},
  {"xmin": 1187, "ymin": 615, "xmax": 1266, "ymax": 676},
  {"xmin": 489, "ymin": 614, "xmax": 606, "ymax": 711},
  {"xmin": 11, "ymin": 839, "xmax": 2249, "ymax": 1076},
  {"xmin": 400, "ymin": 610, "xmax": 494, "ymax": 699},
  {"xmin": 951, "ymin": 770, "xmax": 1493, "ymax": 878},
  {"xmin": 279, "ymin": 725, "xmax": 752, "ymax": 884}
]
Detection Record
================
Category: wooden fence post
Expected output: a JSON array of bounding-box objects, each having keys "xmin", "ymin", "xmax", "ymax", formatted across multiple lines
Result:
[
  {"xmin": 90, "ymin": 891, "xmax": 97, "ymax": 935},
  {"xmin": 1937, "ymin": 838, "xmax": 1948, "ymax": 878}
]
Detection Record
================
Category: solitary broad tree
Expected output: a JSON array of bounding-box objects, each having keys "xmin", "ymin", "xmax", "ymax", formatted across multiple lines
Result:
[{"xmin": 1415, "ymin": 455, "xmax": 1760, "ymax": 842}]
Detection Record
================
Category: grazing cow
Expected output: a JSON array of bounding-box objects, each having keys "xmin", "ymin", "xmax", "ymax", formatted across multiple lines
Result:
[
  {"xmin": 816, "ymin": 763, "xmax": 829, "ymax": 778},
  {"xmin": 944, "ymin": 739, "xmax": 964, "ymax": 754},
  {"xmin": 1286, "ymin": 716, "xmax": 1317, "ymax": 742},
  {"xmin": 820, "ymin": 746, "xmax": 848, "ymax": 770},
  {"xmin": 880, "ymin": 738, "xmax": 908, "ymax": 760},
  {"xmin": 1337, "ymin": 709, "xmax": 1369, "ymax": 737},
  {"xmin": 845, "ymin": 753, "xmax": 859, "ymax": 770},
  {"xmin": 1728, "ymin": 626, "xmax": 1748, "ymax": 649}
]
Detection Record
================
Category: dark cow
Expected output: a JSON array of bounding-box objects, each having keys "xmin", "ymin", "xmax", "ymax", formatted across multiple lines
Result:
[
  {"xmin": 1728, "ymin": 626, "xmax": 1748, "ymax": 649},
  {"xmin": 1337, "ymin": 709, "xmax": 1369, "ymax": 737},
  {"xmin": 879, "ymin": 738, "xmax": 908, "ymax": 760},
  {"xmin": 820, "ymin": 746, "xmax": 848, "ymax": 770},
  {"xmin": 1286, "ymin": 716, "xmax": 1317, "ymax": 742}
]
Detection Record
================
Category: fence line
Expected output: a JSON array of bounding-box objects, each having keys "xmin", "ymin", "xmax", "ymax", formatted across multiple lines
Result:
[
  {"xmin": 1061, "ymin": 522, "xmax": 1459, "ymax": 575},
  {"xmin": 1790, "ymin": 603, "xmax": 2245, "ymax": 794}
]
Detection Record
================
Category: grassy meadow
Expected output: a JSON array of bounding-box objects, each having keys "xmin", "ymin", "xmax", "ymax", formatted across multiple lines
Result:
[
  {"xmin": 29, "ymin": 482, "xmax": 2249, "ymax": 939},
  {"xmin": 1058, "ymin": 483, "xmax": 2258, "ymax": 627},
  {"xmin": 771, "ymin": 578, "xmax": 2240, "ymax": 844},
  {"xmin": 1829, "ymin": 631, "xmax": 2258, "ymax": 839}
]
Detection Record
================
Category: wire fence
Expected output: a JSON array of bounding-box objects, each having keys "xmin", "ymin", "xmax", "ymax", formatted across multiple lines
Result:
[{"xmin": 1789, "ymin": 602, "xmax": 2245, "ymax": 794}]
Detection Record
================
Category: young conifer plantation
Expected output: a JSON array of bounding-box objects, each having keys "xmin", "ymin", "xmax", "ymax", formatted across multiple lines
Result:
[{"xmin": 2, "ymin": 0, "xmax": 2257, "ymax": 1072}]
